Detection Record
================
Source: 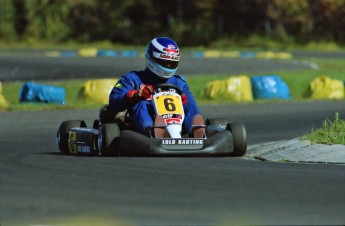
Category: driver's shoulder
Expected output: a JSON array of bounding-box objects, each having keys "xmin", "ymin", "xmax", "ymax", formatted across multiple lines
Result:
[
  {"xmin": 172, "ymin": 74, "xmax": 187, "ymax": 82},
  {"xmin": 123, "ymin": 70, "xmax": 141, "ymax": 79}
]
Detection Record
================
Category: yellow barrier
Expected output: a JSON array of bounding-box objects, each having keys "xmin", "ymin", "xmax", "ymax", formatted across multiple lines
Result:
[
  {"xmin": 204, "ymin": 50, "xmax": 240, "ymax": 58},
  {"xmin": 204, "ymin": 75, "xmax": 253, "ymax": 101},
  {"xmin": 256, "ymin": 51, "xmax": 292, "ymax": 59},
  {"xmin": 44, "ymin": 51, "xmax": 61, "ymax": 57},
  {"xmin": 78, "ymin": 48, "xmax": 98, "ymax": 57},
  {"xmin": 0, "ymin": 82, "xmax": 9, "ymax": 109},
  {"xmin": 309, "ymin": 76, "xmax": 344, "ymax": 100},
  {"xmin": 78, "ymin": 79, "xmax": 118, "ymax": 104}
]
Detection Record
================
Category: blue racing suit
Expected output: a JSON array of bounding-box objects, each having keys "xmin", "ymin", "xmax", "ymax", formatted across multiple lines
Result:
[{"xmin": 109, "ymin": 68, "xmax": 202, "ymax": 135}]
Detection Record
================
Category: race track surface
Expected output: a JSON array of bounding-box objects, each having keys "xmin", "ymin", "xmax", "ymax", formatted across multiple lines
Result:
[
  {"xmin": 1, "ymin": 102, "xmax": 345, "ymax": 225},
  {"xmin": 1, "ymin": 54, "xmax": 345, "ymax": 225},
  {"xmin": 0, "ymin": 55, "xmax": 313, "ymax": 81}
]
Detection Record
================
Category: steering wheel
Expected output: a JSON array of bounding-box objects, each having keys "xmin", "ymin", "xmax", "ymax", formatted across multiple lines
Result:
[{"xmin": 154, "ymin": 83, "xmax": 183, "ymax": 95}]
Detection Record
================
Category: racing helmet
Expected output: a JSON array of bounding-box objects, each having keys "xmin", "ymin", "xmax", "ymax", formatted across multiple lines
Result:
[{"xmin": 145, "ymin": 37, "xmax": 180, "ymax": 79}]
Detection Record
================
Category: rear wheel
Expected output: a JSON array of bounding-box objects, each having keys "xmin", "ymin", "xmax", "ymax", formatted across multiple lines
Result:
[
  {"xmin": 57, "ymin": 120, "xmax": 87, "ymax": 154},
  {"xmin": 98, "ymin": 123, "xmax": 120, "ymax": 156},
  {"xmin": 228, "ymin": 123, "xmax": 247, "ymax": 156}
]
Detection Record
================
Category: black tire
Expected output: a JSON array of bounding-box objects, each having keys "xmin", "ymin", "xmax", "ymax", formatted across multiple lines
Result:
[
  {"xmin": 205, "ymin": 118, "xmax": 228, "ymax": 137},
  {"xmin": 57, "ymin": 120, "xmax": 87, "ymax": 154},
  {"xmin": 98, "ymin": 123, "xmax": 120, "ymax": 156},
  {"xmin": 228, "ymin": 123, "xmax": 247, "ymax": 156}
]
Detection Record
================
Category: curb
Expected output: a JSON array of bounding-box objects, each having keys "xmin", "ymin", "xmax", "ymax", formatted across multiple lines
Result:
[{"xmin": 246, "ymin": 138, "xmax": 345, "ymax": 164}]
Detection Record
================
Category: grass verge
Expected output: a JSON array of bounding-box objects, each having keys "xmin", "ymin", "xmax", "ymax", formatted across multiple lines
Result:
[{"xmin": 303, "ymin": 113, "xmax": 345, "ymax": 145}]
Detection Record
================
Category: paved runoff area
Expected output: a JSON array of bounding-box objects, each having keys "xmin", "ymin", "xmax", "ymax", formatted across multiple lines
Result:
[{"xmin": 247, "ymin": 138, "xmax": 345, "ymax": 164}]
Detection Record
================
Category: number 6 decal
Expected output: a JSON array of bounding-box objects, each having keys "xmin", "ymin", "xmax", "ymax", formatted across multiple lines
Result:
[
  {"xmin": 154, "ymin": 95, "xmax": 183, "ymax": 115},
  {"xmin": 164, "ymin": 98, "xmax": 176, "ymax": 111}
]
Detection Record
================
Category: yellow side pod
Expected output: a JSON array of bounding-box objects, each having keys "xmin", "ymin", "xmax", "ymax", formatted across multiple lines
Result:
[
  {"xmin": 0, "ymin": 82, "xmax": 9, "ymax": 109},
  {"xmin": 204, "ymin": 75, "xmax": 253, "ymax": 102},
  {"xmin": 78, "ymin": 79, "xmax": 118, "ymax": 104},
  {"xmin": 309, "ymin": 76, "xmax": 344, "ymax": 100}
]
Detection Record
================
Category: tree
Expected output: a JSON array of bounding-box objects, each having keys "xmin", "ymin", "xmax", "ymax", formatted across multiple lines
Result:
[{"xmin": 0, "ymin": 0, "xmax": 16, "ymax": 41}]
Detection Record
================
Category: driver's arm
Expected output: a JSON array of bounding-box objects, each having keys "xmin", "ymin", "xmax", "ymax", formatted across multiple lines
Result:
[{"xmin": 109, "ymin": 75, "xmax": 134, "ymax": 112}]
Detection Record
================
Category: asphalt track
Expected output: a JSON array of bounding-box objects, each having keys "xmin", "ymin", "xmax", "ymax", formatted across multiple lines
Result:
[
  {"xmin": 1, "ymin": 54, "xmax": 345, "ymax": 225},
  {"xmin": 0, "ymin": 55, "xmax": 314, "ymax": 81}
]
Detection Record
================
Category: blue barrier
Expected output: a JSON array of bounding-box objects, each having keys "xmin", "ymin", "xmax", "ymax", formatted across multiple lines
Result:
[
  {"xmin": 20, "ymin": 82, "xmax": 66, "ymax": 105},
  {"xmin": 240, "ymin": 52, "xmax": 256, "ymax": 58},
  {"xmin": 120, "ymin": 50, "xmax": 138, "ymax": 58},
  {"xmin": 97, "ymin": 50, "xmax": 117, "ymax": 57},
  {"xmin": 191, "ymin": 51, "xmax": 205, "ymax": 58},
  {"xmin": 251, "ymin": 75, "xmax": 291, "ymax": 99},
  {"xmin": 45, "ymin": 49, "xmax": 293, "ymax": 59},
  {"xmin": 60, "ymin": 50, "xmax": 77, "ymax": 57}
]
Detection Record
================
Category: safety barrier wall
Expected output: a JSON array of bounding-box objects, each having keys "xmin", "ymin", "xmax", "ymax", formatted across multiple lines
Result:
[
  {"xmin": 204, "ymin": 75, "xmax": 344, "ymax": 101},
  {"xmin": 44, "ymin": 48, "xmax": 293, "ymax": 59},
  {"xmin": 19, "ymin": 82, "xmax": 66, "ymax": 105},
  {"xmin": 309, "ymin": 76, "xmax": 344, "ymax": 99},
  {"xmin": 77, "ymin": 79, "xmax": 118, "ymax": 104},
  {"xmin": 1, "ymin": 76, "xmax": 344, "ymax": 110},
  {"xmin": 0, "ymin": 82, "xmax": 9, "ymax": 109},
  {"xmin": 250, "ymin": 75, "xmax": 291, "ymax": 100}
]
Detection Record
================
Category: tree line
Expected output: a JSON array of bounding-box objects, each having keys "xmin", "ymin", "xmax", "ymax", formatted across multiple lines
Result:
[{"xmin": 1, "ymin": 0, "xmax": 345, "ymax": 46}]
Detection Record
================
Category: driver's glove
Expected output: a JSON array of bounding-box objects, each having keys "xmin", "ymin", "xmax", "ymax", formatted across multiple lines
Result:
[
  {"xmin": 181, "ymin": 94, "xmax": 188, "ymax": 105},
  {"xmin": 127, "ymin": 85, "xmax": 154, "ymax": 103}
]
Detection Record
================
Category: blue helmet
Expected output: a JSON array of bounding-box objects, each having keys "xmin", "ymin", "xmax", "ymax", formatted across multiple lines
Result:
[{"xmin": 145, "ymin": 37, "xmax": 180, "ymax": 79}]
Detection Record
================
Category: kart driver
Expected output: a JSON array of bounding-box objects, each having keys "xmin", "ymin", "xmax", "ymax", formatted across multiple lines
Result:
[{"xmin": 108, "ymin": 37, "xmax": 205, "ymax": 138}]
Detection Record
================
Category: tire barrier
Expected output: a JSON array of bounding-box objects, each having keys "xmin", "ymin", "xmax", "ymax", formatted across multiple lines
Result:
[
  {"xmin": 0, "ymin": 82, "xmax": 9, "ymax": 109},
  {"xmin": 59, "ymin": 50, "xmax": 78, "ymax": 57},
  {"xmin": 204, "ymin": 75, "xmax": 253, "ymax": 101},
  {"xmin": 308, "ymin": 76, "xmax": 344, "ymax": 100},
  {"xmin": 251, "ymin": 75, "xmax": 291, "ymax": 100},
  {"xmin": 3, "ymin": 75, "xmax": 344, "ymax": 109},
  {"xmin": 255, "ymin": 51, "xmax": 292, "ymax": 59},
  {"xmin": 19, "ymin": 82, "xmax": 66, "ymax": 105},
  {"xmin": 205, "ymin": 74, "xmax": 292, "ymax": 100},
  {"xmin": 205, "ymin": 74, "xmax": 345, "ymax": 101},
  {"xmin": 77, "ymin": 79, "xmax": 118, "ymax": 104},
  {"xmin": 44, "ymin": 49, "xmax": 293, "ymax": 59},
  {"xmin": 96, "ymin": 50, "xmax": 118, "ymax": 57},
  {"xmin": 77, "ymin": 48, "xmax": 98, "ymax": 57}
]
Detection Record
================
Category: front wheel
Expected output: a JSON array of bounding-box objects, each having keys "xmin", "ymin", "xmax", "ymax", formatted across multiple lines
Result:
[
  {"xmin": 98, "ymin": 123, "xmax": 120, "ymax": 156},
  {"xmin": 57, "ymin": 120, "xmax": 87, "ymax": 154},
  {"xmin": 228, "ymin": 123, "xmax": 247, "ymax": 156}
]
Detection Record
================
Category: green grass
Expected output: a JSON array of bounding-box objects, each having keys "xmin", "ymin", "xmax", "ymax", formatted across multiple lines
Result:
[
  {"xmin": 273, "ymin": 58, "xmax": 345, "ymax": 100},
  {"xmin": 303, "ymin": 113, "xmax": 345, "ymax": 145}
]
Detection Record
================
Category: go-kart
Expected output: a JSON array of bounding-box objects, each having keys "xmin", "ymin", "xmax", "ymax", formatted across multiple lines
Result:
[{"xmin": 56, "ymin": 84, "xmax": 247, "ymax": 156}]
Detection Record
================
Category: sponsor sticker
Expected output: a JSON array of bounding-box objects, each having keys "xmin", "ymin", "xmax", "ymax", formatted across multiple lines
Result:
[
  {"xmin": 165, "ymin": 118, "xmax": 181, "ymax": 125},
  {"xmin": 161, "ymin": 139, "xmax": 204, "ymax": 145},
  {"xmin": 77, "ymin": 145, "xmax": 91, "ymax": 154},
  {"xmin": 68, "ymin": 131, "xmax": 77, "ymax": 154},
  {"xmin": 159, "ymin": 54, "xmax": 179, "ymax": 61},
  {"xmin": 115, "ymin": 83, "xmax": 122, "ymax": 88}
]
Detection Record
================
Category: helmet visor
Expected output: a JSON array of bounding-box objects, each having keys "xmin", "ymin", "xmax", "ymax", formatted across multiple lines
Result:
[{"xmin": 152, "ymin": 57, "xmax": 179, "ymax": 69}]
